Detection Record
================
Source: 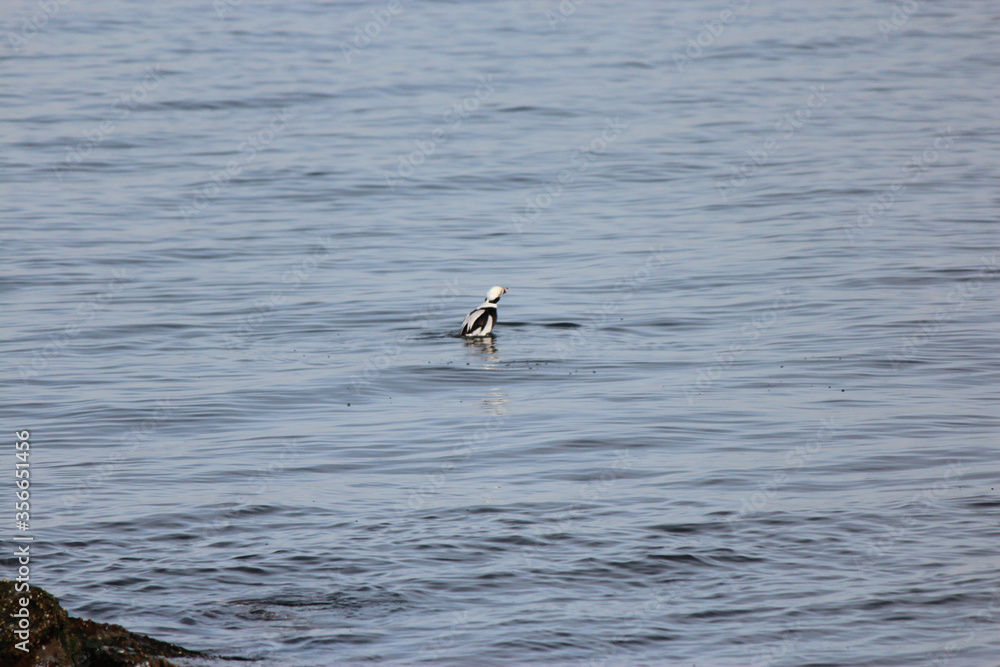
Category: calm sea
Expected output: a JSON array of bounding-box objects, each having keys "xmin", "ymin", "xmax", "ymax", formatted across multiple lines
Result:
[{"xmin": 4, "ymin": 0, "xmax": 999, "ymax": 664}]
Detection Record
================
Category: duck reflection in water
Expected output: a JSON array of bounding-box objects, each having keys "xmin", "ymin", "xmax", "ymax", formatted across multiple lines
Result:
[{"xmin": 464, "ymin": 335, "xmax": 499, "ymax": 363}]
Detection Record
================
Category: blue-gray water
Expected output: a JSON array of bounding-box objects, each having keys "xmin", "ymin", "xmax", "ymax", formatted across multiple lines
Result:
[{"xmin": 4, "ymin": 0, "xmax": 999, "ymax": 664}]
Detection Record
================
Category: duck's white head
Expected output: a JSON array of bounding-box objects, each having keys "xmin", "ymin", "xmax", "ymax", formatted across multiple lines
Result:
[{"xmin": 486, "ymin": 286, "xmax": 508, "ymax": 304}]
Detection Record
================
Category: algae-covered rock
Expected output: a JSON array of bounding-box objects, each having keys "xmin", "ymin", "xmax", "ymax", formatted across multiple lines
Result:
[{"xmin": 1, "ymin": 580, "xmax": 201, "ymax": 666}]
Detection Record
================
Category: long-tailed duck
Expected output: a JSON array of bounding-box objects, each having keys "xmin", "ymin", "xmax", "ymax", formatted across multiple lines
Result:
[{"xmin": 460, "ymin": 286, "xmax": 508, "ymax": 336}]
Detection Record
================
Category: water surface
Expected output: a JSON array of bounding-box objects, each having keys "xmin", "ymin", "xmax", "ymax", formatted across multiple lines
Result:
[{"xmin": 4, "ymin": 0, "xmax": 999, "ymax": 664}]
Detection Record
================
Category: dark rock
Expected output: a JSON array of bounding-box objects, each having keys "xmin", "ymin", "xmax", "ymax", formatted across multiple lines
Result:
[{"xmin": 1, "ymin": 580, "xmax": 201, "ymax": 667}]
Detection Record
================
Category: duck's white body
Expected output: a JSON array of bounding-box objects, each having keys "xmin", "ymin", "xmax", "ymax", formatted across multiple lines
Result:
[{"xmin": 461, "ymin": 286, "xmax": 508, "ymax": 336}]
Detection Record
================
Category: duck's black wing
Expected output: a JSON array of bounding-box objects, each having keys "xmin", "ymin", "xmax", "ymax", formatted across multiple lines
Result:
[{"xmin": 460, "ymin": 307, "xmax": 496, "ymax": 336}]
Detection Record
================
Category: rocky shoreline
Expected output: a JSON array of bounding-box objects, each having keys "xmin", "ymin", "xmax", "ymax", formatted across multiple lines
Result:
[{"xmin": 1, "ymin": 580, "xmax": 201, "ymax": 667}]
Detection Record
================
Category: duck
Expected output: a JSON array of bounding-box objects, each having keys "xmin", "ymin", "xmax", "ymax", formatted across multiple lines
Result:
[{"xmin": 460, "ymin": 286, "xmax": 508, "ymax": 336}]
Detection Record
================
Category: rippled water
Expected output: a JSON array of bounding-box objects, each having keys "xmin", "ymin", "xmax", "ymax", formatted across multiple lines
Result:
[{"xmin": 4, "ymin": 0, "xmax": 1000, "ymax": 664}]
